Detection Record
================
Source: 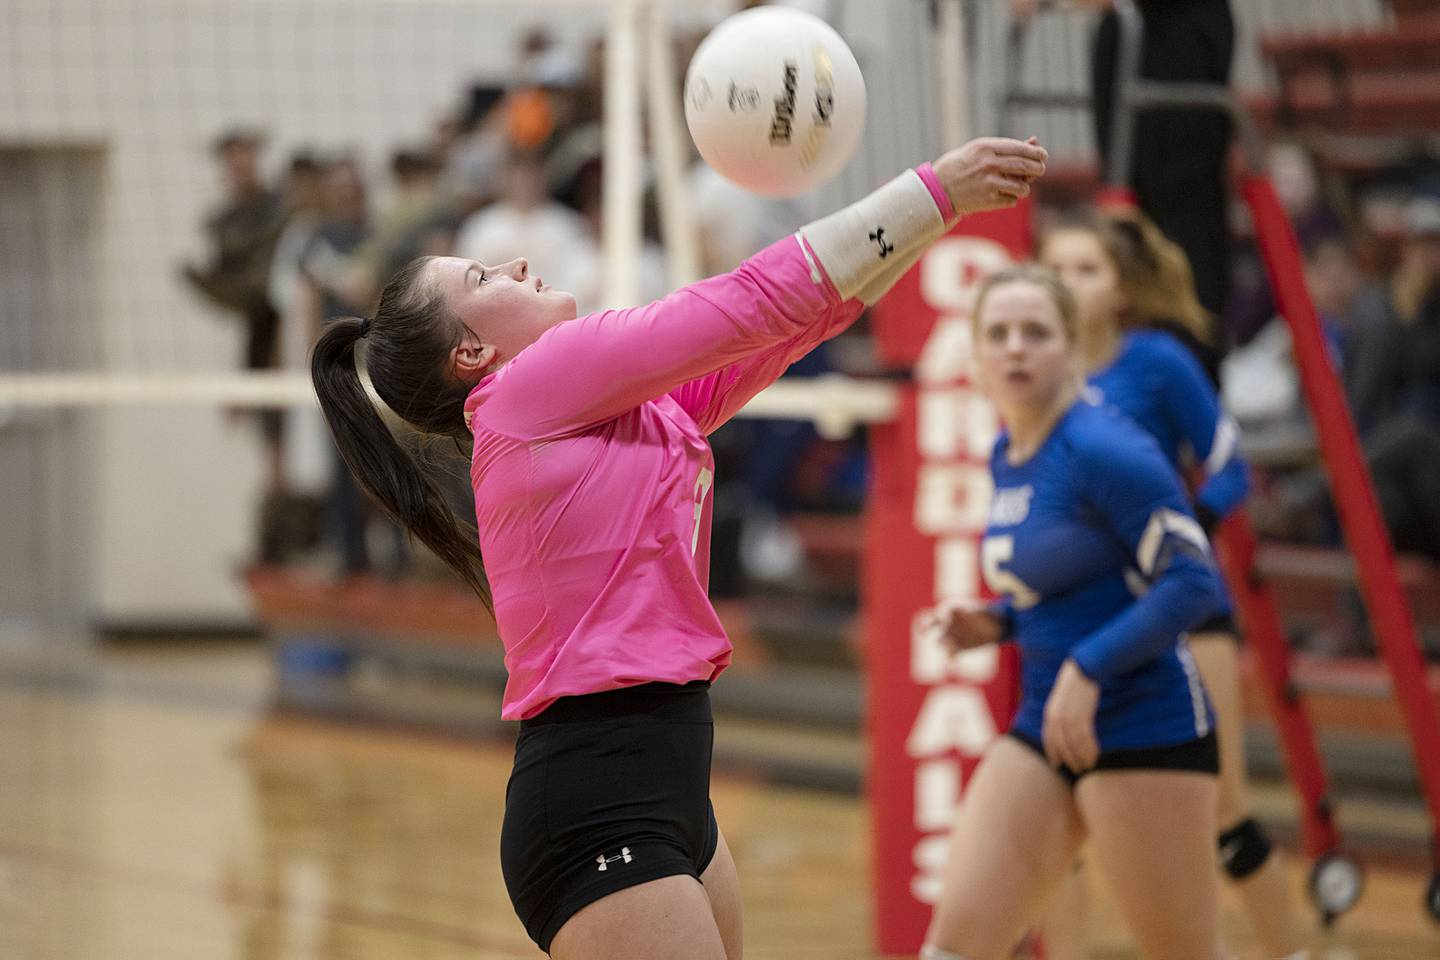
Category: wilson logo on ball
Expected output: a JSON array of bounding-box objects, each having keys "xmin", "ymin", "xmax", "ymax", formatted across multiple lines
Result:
[
  {"xmin": 769, "ymin": 61, "xmax": 799, "ymax": 146},
  {"xmin": 727, "ymin": 82, "xmax": 761, "ymax": 113},
  {"xmin": 685, "ymin": 6, "xmax": 866, "ymax": 197}
]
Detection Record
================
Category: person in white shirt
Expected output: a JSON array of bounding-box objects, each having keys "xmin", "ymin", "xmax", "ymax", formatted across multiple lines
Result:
[{"xmin": 454, "ymin": 155, "xmax": 597, "ymax": 310}]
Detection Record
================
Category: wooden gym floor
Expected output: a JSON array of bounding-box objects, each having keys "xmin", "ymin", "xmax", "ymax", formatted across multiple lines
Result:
[{"xmin": 0, "ymin": 639, "xmax": 1435, "ymax": 959}]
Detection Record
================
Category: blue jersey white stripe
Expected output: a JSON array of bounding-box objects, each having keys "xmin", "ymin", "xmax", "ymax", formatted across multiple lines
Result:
[
  {"xmin": 1176, "ymin": 640, "xmax": 1212, "ymax": 738},
  {"xmin": 984, "ymin": 401, "xmax": 1224, "ymax": 752},
  {"xmin": 1204, "ymin": 415, "xmax": 1240, "ymax": 478},
  {"xmin": 1136, "ymin": 507, "xmax": 1211, "ymax": 578}
]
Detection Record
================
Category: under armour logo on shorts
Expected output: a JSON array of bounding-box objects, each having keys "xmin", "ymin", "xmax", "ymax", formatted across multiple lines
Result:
[
  {"xmin": 869, "ymin": 227, "xmax": 894, "ymax": 259},
  {"xmin": 596, "ymin": 847, "xmax": 633, "ymax": 871}
]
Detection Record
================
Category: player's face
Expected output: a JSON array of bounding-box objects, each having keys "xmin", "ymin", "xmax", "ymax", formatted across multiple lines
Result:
[
  {"xmin": 429, "ymin": 256, "xmax": 578, "ymax": 362},
  {"xmin": 974, "ymin": 281, "xmax": 1074, "ymax": 411},
  {"xmin": 1040, "ymin": 229, "xmax": 1125, "ymax": 333}
]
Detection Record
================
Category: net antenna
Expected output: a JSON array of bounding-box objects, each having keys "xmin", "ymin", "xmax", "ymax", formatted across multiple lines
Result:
[
  {"xmin": 606, "ymin": 0, "xmax": 702, "ymax": 305},
  {"xmin": 932, "ymin": 0, "xmax": 972, "ymax": 150},
  {"xmin": 603, "ymin": 0, "xmax": 646, "ymax": 307}
]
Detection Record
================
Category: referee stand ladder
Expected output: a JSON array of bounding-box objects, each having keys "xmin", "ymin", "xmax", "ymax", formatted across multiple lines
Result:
[{"xmin": 1004, "ymin": 0, "xmax": 1440, "ymax": 925}]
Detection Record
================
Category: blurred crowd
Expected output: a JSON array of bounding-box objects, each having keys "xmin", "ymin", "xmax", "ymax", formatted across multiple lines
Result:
[
  {"xmin": 181, "ymin": 24, "xmax": 867, "ymax": 596},
  {"xmin": 181, "ymin": 20, "xmax": 1440, "ymax": 645},
  {"xmin": 1222, "ymin": 142, "xmax": 1440, "ymax": 571}
]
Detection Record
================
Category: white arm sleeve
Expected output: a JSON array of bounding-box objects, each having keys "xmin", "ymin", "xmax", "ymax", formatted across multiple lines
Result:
[
  {"xmin": 853, "ymin": 243, "xmax": 929, "ymax": 306},
  {"xmin": 797, "ymin": 168, "xmax": 949, "ymax": 301}
]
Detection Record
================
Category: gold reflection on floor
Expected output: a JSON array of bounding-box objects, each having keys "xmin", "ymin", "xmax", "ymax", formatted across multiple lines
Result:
[{"xmin": 0, "ymin": 641, "xmax": 1434, "ymax": 959}]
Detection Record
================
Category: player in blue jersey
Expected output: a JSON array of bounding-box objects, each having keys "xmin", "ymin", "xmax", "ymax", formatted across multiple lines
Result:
[
  {"xmin": 1040, "ymin": 210, "xmax": 1309, "ymax": 960},
  {"xmin": 920, "ymin": 265, "xmax": 1225, "ymax": 960}
]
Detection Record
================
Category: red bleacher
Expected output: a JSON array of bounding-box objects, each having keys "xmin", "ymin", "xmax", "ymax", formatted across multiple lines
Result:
[{"xmin": 1251, "ymin": 10, "xmax": 1440, "ymax": 133}]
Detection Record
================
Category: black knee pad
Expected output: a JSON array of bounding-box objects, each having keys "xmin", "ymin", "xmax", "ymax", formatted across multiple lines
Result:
[{"xmin": 1218, "ymin": 817, "xmax": 1273, "ymax": 880}]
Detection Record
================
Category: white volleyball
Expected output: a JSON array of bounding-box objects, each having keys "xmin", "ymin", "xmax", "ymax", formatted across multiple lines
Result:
[{"xmin": 684, "ymin": 6, "xmax": 866, "ymax": 197}]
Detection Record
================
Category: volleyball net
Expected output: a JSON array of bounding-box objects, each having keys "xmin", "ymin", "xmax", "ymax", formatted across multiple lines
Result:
[{"xmin": 0, "ymin": 0, "xmax": 944, "ymax": 621}]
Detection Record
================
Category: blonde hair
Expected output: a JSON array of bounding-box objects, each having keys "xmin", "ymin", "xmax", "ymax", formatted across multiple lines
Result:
[
  {"xmin": 971, "ymin": 264, "xmax": 1080, "ymax": 341},
  {"xmin": 1043, "ymin": 208, "xmax": 1214, "ymax": 346}
]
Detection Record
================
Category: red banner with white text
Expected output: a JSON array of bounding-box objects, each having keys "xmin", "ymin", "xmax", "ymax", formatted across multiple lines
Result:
[{"xmin": 863, "ymin": 204, "xmax": 1031, "ymax": 955}]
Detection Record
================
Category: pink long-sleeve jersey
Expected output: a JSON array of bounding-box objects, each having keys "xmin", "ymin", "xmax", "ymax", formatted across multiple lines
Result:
[{"xmin": 465, "ymin": 236, "xmax": 860, "ymax": 719}]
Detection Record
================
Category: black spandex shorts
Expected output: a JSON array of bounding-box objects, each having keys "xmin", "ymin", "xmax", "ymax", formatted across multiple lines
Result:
[
  {"xmin": 501, "ymin": 680, "xmax": 719, "ymax": 952},
  {"xmin": 1008, "ymin": 729, "xmax": 1219, "ymax": 787}
]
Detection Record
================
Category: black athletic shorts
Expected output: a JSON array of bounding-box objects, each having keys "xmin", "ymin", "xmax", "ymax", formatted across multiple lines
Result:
[
  {"xmin": 500, "ymin": 680, "xmax": 719, "ymax": 952},
  {"xmin": 1008, "ymin": 729, "xmax": 1219, "ymax": 787}
]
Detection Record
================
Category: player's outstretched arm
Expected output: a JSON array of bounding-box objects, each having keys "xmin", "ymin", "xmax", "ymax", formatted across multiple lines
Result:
[
  {"xmin": 803, "ymin": 137, "xmax": 1046, "ymax": 305},
  {"xmin": 666, "ymin": 136, "xmax": 1050, "ymax": 431},
  {"xmin": 481, "ymin": 139, "xmax": 1044, "ymax": 439}
]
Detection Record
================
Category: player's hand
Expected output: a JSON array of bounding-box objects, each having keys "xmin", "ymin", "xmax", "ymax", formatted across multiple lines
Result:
[
  {"xmin": 933, "ymin": 136, "xmax": 1047, "ymax": 216},
  {"xmin": 1042, "ymin": 660, "xmax": 1101, "ymax": 772},
  {"xmin": 919, "ymin": 599, "xmax": 1003, "ymax": 653}
]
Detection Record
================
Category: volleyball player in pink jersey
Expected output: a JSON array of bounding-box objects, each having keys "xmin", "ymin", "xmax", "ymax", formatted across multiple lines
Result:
[{"xmin": 310, "ymin": 135, "xmax": 1046, "ymax": 959}]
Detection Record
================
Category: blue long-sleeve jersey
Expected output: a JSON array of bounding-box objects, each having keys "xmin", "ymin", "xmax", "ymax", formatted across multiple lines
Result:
[
  {"xmin": 984, "ymin": 401, "xmax": 1224, "ymax": 752},
  {"xmin": 1088, "ymin": 329, "xmax": 1249, "ymax": 525}
]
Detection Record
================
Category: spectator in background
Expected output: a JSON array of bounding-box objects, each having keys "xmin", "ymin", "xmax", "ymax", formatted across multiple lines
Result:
[
  {"xmin": 1220, "ymin": 236, "xmax": 1362, "ymax": 549},
  {"xmin": 571, "ymin": 36, "xmax": 607, "ymax": 131},
  {"xmin": 454, "ymin": 153, "xmax": 598, "ymax": 311},
  {"xmin": 1349, "ymin": 194, "xmax": 1440, "ymax": 429},
  {"xmin": 1306, "ymin": 235, "xmax": 1363, "ymax": 362},
  {"xmin": 1223, "ymin": 234, "xmax": 1361, "ymax": 429},
  {"xmin": 543, "ymin": 38, "xmax": 606, "ymax": 211},
  {"xmin": 351, "ymin": 148, "xmax": 460, "ymax": 305},
  {"xmin": 268, "ymin": 153, "xmax": 326, "ymax": 331},
  {"xmin": 257, "ymin": 151, "xmax": 330, "ymax": 563},
  {"xmin": 298, "ymin": 158, "xmax": 401, "ymax": 577},
  {"xmin": 1345, "ymin": 194, "xmax": 1440, "ymax": 560},
  {"xmin": 362, "ymin": 147, "xmax": 475, "ymax": 574},
  {"xmin": 508, "ymin": 46, "xmax": 585, "ymax": 155},
  {"xmin": 1270, "ymin": 142, "xmax": 1350, "ymax": 254},
  {"xmin": 183, "ymin": 128, "xmax": 287, "ymax": 374},
  {"xmin": 444, "ymin": 84, "xmax": 509, "ymax": 214},
  {"xmin": 299, "ymin": 159, "xmax": 370, "ymax": 324},
  {"xmin": 1229, "ymin": 142, "xmax": 1351, "ymax": 347},
  {"xmin": 182, "ymin": 128, "xmax": 290, "ymax": 563}
]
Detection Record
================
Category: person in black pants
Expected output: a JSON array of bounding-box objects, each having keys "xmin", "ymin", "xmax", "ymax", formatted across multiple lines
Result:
[
  {"xmin": 1010, "ymin": 0, "xmax": 1235, "ymax": 331},
  {"xmin": 1092, "ymin": 0, "xmax": 1235, "ymax": 331}
]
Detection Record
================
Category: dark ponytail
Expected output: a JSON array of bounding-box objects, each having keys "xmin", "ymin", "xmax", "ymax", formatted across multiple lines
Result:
[{"xmin": 310, "ymin": 257, "xmax": 492, "ymax": 609}]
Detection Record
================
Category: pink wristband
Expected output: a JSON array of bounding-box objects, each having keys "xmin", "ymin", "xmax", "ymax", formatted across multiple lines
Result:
[{"xmin": 916, "ymin": 162, "xmax": 956, "ymax": 223}]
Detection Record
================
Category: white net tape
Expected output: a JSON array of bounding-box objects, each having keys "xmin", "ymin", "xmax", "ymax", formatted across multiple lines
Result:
[{"xmin": 0, "ymin": 372, "xmax": 900, "ymax": 438}]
